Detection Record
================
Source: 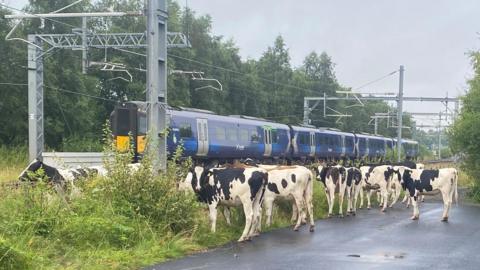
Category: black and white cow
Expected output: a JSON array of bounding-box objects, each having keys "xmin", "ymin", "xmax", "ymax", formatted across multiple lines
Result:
[
  {"xmin": 358, "ymin": 165, "xmax": 396, "ymax": 212},
  {"xmin": 315, "ymin": 165, "xmax": 347, "ymax": 217},
  {"xmin": 258, "ymin": 165, "xmax": 315, "ymax": 232},
  {"xmin": 187, "ymin": 166, "xmax": 268, "ymax": 242},
  {"xmin": 18, "ymin": 159, "xmax": 102, "ymax": 185},
  {"xmin": 395, "ymin": 167, "xmax": 458, "ymax": 221},
  {"xmin": 345, "ymin": 167, "xmax": 362, "ymax": 215}
]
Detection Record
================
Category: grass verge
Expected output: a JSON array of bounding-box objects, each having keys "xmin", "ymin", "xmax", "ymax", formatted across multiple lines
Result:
[{"xmin": 0, "ymin": 145, "xmax": 329, "ymax": 269}]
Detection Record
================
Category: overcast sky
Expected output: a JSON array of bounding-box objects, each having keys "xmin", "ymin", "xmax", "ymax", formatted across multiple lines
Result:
[{"xmin": 6, "ymin": 0, "xmax": 480, "ymax": 128}]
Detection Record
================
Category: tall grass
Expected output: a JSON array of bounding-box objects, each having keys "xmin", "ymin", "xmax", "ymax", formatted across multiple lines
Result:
[
  {"xmin": 0, "ymin": 145, "xmax": 28, "ymax": 183},
  {"xmin": 0, "ymin": 135, "xmax": 329, "ymax": 269}
]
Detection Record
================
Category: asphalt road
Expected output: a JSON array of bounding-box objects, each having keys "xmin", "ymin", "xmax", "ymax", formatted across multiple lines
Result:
[{"xmin": 147, "ymin": 202, "xmax": 480, "ymax": 270}]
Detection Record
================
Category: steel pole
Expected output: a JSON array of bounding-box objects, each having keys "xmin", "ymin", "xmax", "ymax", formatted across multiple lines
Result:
[
  {"xmin": 303, "ymin": 98, "xmax": 309, "ymax": 125},
  {"xmin": 146, "ymin": 0, "xmax": 167, "ymax": 171},
  {"xmin": 396, "ymin": 65, "xmax": 404, "ymax": 162},
  {"xmin": 438, "ymin": 112, "xmax": 442, "ymax": 159},
  {"xmin": 81, "ymin": 17, "xmax": 88, "ymax": 74},
  {"xmin": 27, "ymin": 35, "xmax": 44, "ymax": 161}
]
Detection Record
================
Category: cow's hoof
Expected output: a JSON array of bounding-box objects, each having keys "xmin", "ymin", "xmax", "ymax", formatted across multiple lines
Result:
[
  {"xmin": 441, "ymin": 217, "xmax": 448, "ymax": 222},
  {"xmin": 359, "ymin": 206, "xmax": 363, "ymax": 209},
  {"xmin": 411, "ymin": 216, "xmax": 419, "ymax": 220},
  {"xmin": 339, "ymin": 214, "xmax": 344, "ymax": 218},
  {"xmin": 406, "ymin": 205, "xmax": 410, "ymax": 209},
  {"xmin": 367, "ymin": 207, "xmax": 371, "ymax": 210},
  {"xmin": 327, "ymin": 214, "xmax": 332, "ymax": 218},
  {"xmin": 293, "ymin": 226, "xmax": 300, "ymax": 231},
  {"xmin": 352, "ymin": 212, "xmax": 356, "ymax": 216},
  {"xmin": 309, "ymin": 226, "xmax": 315, "ymax": 232},
  {"xmin": 381, "ymin": 208, "xmax": 386, "ymax": 213}
]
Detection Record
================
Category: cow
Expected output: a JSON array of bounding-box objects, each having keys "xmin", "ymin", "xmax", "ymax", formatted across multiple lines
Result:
[
  {"xmin": 315, "ymin": 165, "xmax": 347, "ymax": 217},
  {"xmin": 358, "ymin": 165, "xmax": 396, "ymax": 212},
  {"xmin": 18, "ymin": 159, "xmax": 101, "ymax": 184},
  {"xmin": 257, "ymin": 165, "xmax": 315, "ymax": 232},
  {"xmin": 345, "ymin": 167, "xmax": 363, "ymax": 215},
  {"xmin": 395, "ymin": 167, "xmax": 458, "ymax": 221},
  {"xmin": 178, "ymin": 169, "xmax": 234, "ymax": 226},
  {"xmin": 188, "ymin": 166, "xmax": 268, "ymax": 242},
  {"xmin": 400, "ymin": 163, "xmax": 425, "ymax": 206}
]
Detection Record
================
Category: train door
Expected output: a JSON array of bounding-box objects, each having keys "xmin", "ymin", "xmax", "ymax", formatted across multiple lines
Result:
[
  {"xmin": 264, "ymin": 128, "xmax": 272, "ymax": 156},
  {"xmin": 309, "ymin": 132, "xmax": 315, "ymax": 157},
  {"xmin": 196, "ymin": 118, "xmax": 209, "ymax": 156},
  {"xmin": 365, "ymin": 138, "xmax": 370, "ymax": 157}
]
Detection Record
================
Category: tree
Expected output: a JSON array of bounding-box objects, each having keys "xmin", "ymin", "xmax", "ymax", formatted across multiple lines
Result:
[{"xmin": 449, "ymin": 52, "xmax": 480, "ymax": 179}]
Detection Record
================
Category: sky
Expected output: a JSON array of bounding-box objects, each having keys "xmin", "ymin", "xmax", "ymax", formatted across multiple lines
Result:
[{"xmin": 5, "ymin": 0, "xmax": 480, "ymax": 129}]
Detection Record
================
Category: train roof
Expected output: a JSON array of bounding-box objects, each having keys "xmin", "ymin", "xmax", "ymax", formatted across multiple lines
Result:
[
  {"xmin": 355, "ymin": 133, "xmax": 392, "ymax": 141},
  {"xmin": 170, "ymin": 108, "xmax": 290, "ymax": 129},
  {"xmin": 318, "ymin": 128, "xmax": 355, "ymax": 137}
]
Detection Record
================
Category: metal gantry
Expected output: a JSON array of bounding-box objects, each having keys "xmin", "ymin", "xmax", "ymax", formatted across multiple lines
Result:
[
  {"xmin": 303, "ymin": 65, "xmax": 461, "ymax": 161},
  {"xmin": 5, "ymin": 2, "xmax": 190, "ymax": 170}
]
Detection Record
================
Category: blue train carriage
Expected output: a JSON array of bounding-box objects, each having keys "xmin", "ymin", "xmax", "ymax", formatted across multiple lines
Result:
[
  {"xmin": 317, "ymin": 128, "xmax": 355, "ymax": 161},
  {"xmin": 354, "ymin": 133, "xmax": 388, "ymax": 161},
  {"xmin": 401, "ymin": 139, "xmax": 419, "ymax": 160},
  {"xmin": 289, "ymin": 125, "xmax": 317, "ymax": 162},
  {"xmin": 167, "ymin": 109, "xmax": 291, "ymax": 162}
]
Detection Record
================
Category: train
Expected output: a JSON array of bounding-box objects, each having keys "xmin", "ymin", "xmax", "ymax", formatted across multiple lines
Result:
[{"xmin": 110, "ymin": 101, "xmax": 419, "ymax": 163}]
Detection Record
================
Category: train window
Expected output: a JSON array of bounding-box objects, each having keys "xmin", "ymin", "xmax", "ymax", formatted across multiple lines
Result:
[
  {"xmin": 117, "ymin": 109, "xmax": 130, "ymax": 136},
  {"xmin": 346, "ymin": 138, "xmax": 354, "ymax": 149},
  {"xmin": 271, "ymin": 129, "xmax": 278, "ymax": 144},
  {"xmin": 298, "ymin": 133, "xmax": 308, "ymax": 145},
  {"xmin": 179, "ymin": 123, "xmax": 192, "ymax": 138},
  {"xmin": 226, "ymin": 127, "xmax": 237, "ymax": 141},
  {"xmin": 251, "ymin": 130, "xmax": 260, "ymax": 143},
  {"xmin": 138, "ymin": 115, "xmax": 147, "ymax": 135},
  {"xmin": 239, "ymin": 129, "xmax": 249, "ymax": 142},
  {"xmin": 215, "ymin": 127, "xmax": 226, "ymax": 140}
]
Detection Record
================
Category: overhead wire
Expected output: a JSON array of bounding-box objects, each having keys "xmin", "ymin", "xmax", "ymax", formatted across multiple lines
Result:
[
  {"xmin": 0, "ymin": 2, "xmax": 80, "ymax": 29},
  {"xmin": 352, "ymin": 70, "xmax": 398, "ymax": 91}
]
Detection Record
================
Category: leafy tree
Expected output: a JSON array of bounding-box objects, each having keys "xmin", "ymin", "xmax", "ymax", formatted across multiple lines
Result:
[{"xmin": 449, "ymin": 52, "xmax": 480, "ymax": 179}]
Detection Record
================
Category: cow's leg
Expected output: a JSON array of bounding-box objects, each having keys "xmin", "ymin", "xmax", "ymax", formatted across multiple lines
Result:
[
  {"xmin": 352, "ymin": 185, "xmax": 360, "ymax": 215},
  {"xmin": 208, "ymin": 203, "xmax": 218, "ymax": 233},
  {"xmin": 389, "ymin": 185, "xmax": 401, "ymax": 208},
  {"xmin": 264, "ymin": 197, "xmax": 275, "ymax": 227},
  {"xmin": 222, "ymin": 207, "xmax": 231, "ymax": 226},
  {"xmin": 305, "ymin": 183, "xmax": 315, "ymax": 232},
  {"xmin": 292, "ymin": 194, "xmax": 305, "ymax": 231},
  {"xmin": 338, "ymin": 186, "xmax": 345, "ymax": 217},
  {"xmin": 346, "ymin": 185, "xmax": 352, "ymax": 215},
  {"xmin": 291, "ymin": 202, "xmax": 298, "ymax": 223},
  {"xmin": 327, "ymin": 188, "xmax": 335, "ymax": 217},
  {"xmin": 441, "ymin": 187, "xmax": 453, "ymax": 222},
  {"xmin": 421, "ymin": 195, "xmax": 425, "ymax": 202},
  {"xmin": 359, "ymin": 187, "xmax": 364, "ymax": 209},
  {"xmin": 366, "ymin": 190, "xmax": 372, "ymax": 209},
  {"xmin": 250, "ymin": 194, "xmax": 264, "ymax": 236},
  {"xmin": 402, "ymin": 193, "xmax": 408, "ymax": 203},
  {"xmin": 411, "ymin": 195, "xmax": 420, "ymax": 220},
  {"xmin": 239, "ymin": 199, "xmax": 254, "ymax": 242},
  {"xmin": 381, "ymin": 187, "xmax": 389, "ymax": 212},
  {"xmin": 406, "ymin": 195, "xmax": 411, "ymax": 208}
]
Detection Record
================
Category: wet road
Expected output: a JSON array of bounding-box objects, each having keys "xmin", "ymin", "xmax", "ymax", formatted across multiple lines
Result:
[{"xmin": 147, "ymin": 202, "xmax": 480, "ymax": 270}]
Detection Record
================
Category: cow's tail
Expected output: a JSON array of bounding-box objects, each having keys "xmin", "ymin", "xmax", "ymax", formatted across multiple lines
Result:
[
  {"xmin": 454, "ymin": 169, "xmax": 459, "ymax": 205},
  {"xmin": 304, "ymin": 170, "xmax": 314, "ymax": 203}
]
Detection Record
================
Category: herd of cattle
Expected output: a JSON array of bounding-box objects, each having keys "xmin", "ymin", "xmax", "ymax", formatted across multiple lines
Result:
[{"xmin": 18, "ymin": 159, "xmax": 458, "ymax": 242}]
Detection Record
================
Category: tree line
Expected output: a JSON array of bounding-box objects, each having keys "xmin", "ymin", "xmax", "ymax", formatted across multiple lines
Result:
[{"xmin": 0, "ymin": 0, "xmax": 414, "ymax": 150}]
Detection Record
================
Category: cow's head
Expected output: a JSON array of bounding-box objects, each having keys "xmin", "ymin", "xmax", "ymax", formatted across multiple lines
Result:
[
  {"xmin": 188, "ymin": 166, "xmax": 213, "ymax": 192},
  {"xmin": 315, "ymin": 165, "xmax": 330, "ymax": 183},
  {"xmin": 18, "ymin": 159, "xmax": 65, "ymax": 184}
]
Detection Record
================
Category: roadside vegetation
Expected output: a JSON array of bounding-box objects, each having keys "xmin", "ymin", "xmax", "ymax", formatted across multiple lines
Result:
[
  {"xmin": 449, "ymin": 51, "xmax": 480, "ymax": 202},
  {"xmin": 0, "ymin": 137, "xmax": 328, "ymax": 269}
]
